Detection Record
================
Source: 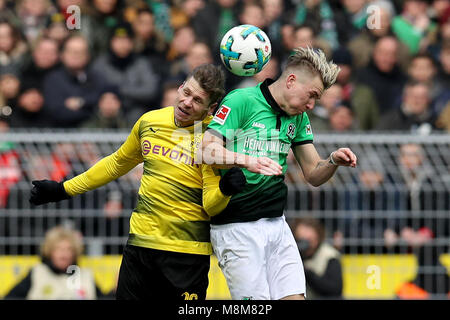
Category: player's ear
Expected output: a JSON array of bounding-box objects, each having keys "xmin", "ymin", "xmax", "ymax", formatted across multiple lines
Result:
[
  {"xmin": 286, "ymin": 73, "xmax": 296, "ymax": 89},
  {"xmin": 207, "ymin": 102, "xmax": 218, "ymax": 115}
]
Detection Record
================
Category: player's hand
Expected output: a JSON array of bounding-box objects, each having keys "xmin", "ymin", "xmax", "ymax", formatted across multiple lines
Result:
[
  {"xmin": 239, "ymin": 155, "xmax": 283, "ymax": 176},
  {"xmin": 29, "ymin": 180, "xmax": 71, "ymax": 206},
  {"xmin": 219, "ymin": 167, "xmax": 247, "ymax": 196},
  {"xmin": 330, "ymin": 148, "xmax": 357, "ymax": 168}
]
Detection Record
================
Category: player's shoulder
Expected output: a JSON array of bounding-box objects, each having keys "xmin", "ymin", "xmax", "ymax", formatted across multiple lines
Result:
[
  {"xmin": 226, "ymin": 85, "xmax": 260, "ymax": 100},
  {"xmin": 221, "ymin": 85, "xmax": 259, "ymax": 112},
  {"xmin": 139, "ymin": 106, "xmax": 173, "ymax": 123}
]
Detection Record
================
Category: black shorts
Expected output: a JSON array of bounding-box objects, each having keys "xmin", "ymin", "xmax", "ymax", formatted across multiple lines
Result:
[{"xmin": 116, "ymin": 244, "xmax": 210, "ymax": 300}]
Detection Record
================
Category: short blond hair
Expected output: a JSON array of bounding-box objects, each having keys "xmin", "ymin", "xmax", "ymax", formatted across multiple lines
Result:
[
  {"xmin": 40, "ymin": 226, "xmax": 84, "ymax": 259},
  {"xmin": 285, "ymin": 46, "xmax": 340, "ymax": 89}
]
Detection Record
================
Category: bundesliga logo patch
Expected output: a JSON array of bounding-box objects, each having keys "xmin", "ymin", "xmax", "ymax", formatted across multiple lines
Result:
[{"xmin": 213, "ymin": 105, "xmax": 231, "ymax": 125}]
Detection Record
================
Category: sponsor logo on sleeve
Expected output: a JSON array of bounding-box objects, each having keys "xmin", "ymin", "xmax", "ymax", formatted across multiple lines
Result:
[{"xmin": 213, "ymin": 105, "xmax": 231, "ymax": 125}]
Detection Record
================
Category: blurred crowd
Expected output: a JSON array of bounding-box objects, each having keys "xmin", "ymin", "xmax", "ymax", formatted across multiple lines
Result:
[
  {"xmin": 0, "ymin": 0, "xmax": 448, "ymax": 131},
  {"xmin": 1, "ymin": 0, "xmax": 449, "ymax": 300}
]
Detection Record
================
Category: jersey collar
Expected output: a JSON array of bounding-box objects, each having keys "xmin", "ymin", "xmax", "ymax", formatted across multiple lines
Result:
[{"xmin": 260, "ymin": 78, "xmax": 288, "ymax": 117}]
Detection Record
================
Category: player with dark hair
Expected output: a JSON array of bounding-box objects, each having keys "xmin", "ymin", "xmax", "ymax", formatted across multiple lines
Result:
[
  {"xmin": 29, "ymin": 64, "xmax": 247, "ymax": 300},
  {"xmin": 201, "ymin": 47, "xmax": 357, "ymax": 300}
]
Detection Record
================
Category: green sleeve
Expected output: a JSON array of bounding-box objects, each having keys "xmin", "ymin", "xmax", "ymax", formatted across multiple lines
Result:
[
  {"xmin": 207, "ymin": 90, "xmax": 248, "ymax": 141},
  {"xmin": 392, "ymin": 16, "xmax": 437, "ymax": 55},
  {"xmin": 292, "ymin": 112, "xmax": 314, "ymax": 145}
]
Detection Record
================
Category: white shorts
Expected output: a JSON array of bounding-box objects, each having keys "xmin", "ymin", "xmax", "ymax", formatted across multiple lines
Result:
[{"xmin": 210, "ymin": 216, "xmax": 306, "ymax": 300}]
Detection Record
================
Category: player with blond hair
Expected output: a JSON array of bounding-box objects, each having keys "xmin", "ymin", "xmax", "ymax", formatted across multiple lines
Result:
[{"xmin": 200, "ymin": 47, "xmax": 357, "ymax": 300}]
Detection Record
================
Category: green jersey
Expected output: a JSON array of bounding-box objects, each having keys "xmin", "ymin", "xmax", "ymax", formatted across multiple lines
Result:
[{"xmin": 207, "ymin": 79, "xmax": 314, "ymax": 224}]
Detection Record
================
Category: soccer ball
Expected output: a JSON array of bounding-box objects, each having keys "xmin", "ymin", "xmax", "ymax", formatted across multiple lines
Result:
[{"xmin": 219, "ymin": 24, "xmax": 272, "ymax": 77}]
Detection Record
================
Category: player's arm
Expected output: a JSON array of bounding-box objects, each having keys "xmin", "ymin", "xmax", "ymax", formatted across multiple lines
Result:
[
  {"xmin": 200, "ymin": 129, "xmax": 282, "ymax": 176},
  {"xmin": 200, "ymin": 93, "xmax": 282, "ymax": 176},
  {"xmin": 292, "ymin": 143, "xmax": 357, "ymax": 187},
  {"xmin": 202, "ymin": 165, "xmax": 246, "ymax": 216},
  {"xmin": 30, "ymin": 119, "xmax": 144, "ymax": 205}
]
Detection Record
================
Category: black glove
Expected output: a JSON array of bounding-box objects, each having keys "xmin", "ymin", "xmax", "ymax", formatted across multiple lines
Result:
[
  {"xmin": 219, "ymin": 167, "xmax": 247, "ymax": 196},
  {"xmin": 29, "ymin": 180, "xmax": 71, "ymax": 205}
]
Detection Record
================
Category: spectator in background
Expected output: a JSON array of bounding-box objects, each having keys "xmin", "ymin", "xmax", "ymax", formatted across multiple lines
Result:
[
  {"xmin": 130, "ymin": 7, "xmax": 168, "ymax": 78},
  {"xmin": 332, "ymin": 46, "xmax": 380, "ymax": 130},
  {"xmin": 130, "ymin": 7, "xmax": 164, "ymax": 57},
  {"xmin": 192, "ymin": 0, "xmax": 240, "ymax": 55},
  {"xmin": 437, "ymin": 39, "xmax": 450, "ymax": 86},
  {"xmin": 328, "ymin": 100, "xmax": 357, "ymax": 132},
  {"xmin": 92, "ymin": 22, "xmax": 159, "ymax": 125},
  {"xmin": 159, "ymin": 79, "xmax": 182, "ymax": 107},
  {"xmin": 291, "ymin": 23, "xmax": 332, "ymax": 59},
  {"xmin": 66, "ymin": 0, "xmax": 124, "ymax": 59},
  {"xmin": 169, "ymin": 41, "xmax": 213, "ymax": 82},
  {"xmin": 9, "ymin": 82, "xmax": 50, "ymax": 128},
  {"xmin": 42, "ymin": 12, "xmax": 70, "ymax": 46},
  {"xmin": 356, "ymin": 36, "xmax": 407, "ymax": 114},
  {"xmin": 287, "ymin": 0, "xmax": 339, "ymax": 50},
  {"xmin": 165, "ymin": 25, "xmax": 196, "ymax": 64},
  {"xmin": 42, "ymin": 34, "xmax": 118, "ymax": 128},
  {"xmin": 334, "ymin": 0, "xmax": 369, "ymax": 46},
  {"xmin": 396, "ymin": 143, "xmax": 437, "ymax": 211},
  {"xmin": 81, "ymin": 92, "xmax": 127, "ymax": 129},
  {"xmin": 335, "ymin": 152, "xmax": 390, "ymax": 253},
  {"xmin": 347, "ymin": 0, "xmax": 411, "ymax": 71},
  {"xmin": 0, "ymin": 20, "xmax": 28, "ymax": 75},
  {"xmin": 143, "ymin": 0, "xmax": 174, "ymax": 46},
  {"xmin": 383, "ymin": 143, "xmax": 438, "ymax": 251},
  {"xmin": 262, "ymin": 0, "xmax": 285, "ymax": 59},
  {"xmin": 433, "ymin": 40, "xmax": 450, "ymax": 117},
  {"xmin": 307, "ymin": 83, "xmax": 343, "ymax": 132},
  {"xmin": 170, "ymin": 0, "xmax": 205, "ymax": 30},
  {"xmin": 15, "ymin": 0, "xmax": 55, "ymax": 45},
  {"xmin": 0, "ymin": 0, "xmax": 19, "ymax": 25},
  {"xmin": 0, "ymin": 72, "xmax": 21, "ymax": 111},
  {"xmin": 392, "ymin": 0, "xmax": 438, "ymax": 55},
  {"xmin": 407, "ymin": 53, "xmax": 442, "ymax": 100},
  {"xmin": 4, "ymin": 225, "xmax": 104, "ymax": 299},
  {"xmin": 427, "ymin": 6, "xmax": 450, "ymax": 59},
  {"xmin": 238, "ymin": 1, "xmax": 266, "ymax": 29},
  {"xmin": 291, "ymin": 217, "xmax": 343, "ymax": 300},
  {"xmin": 376, "ymin": 81, "xmax": 437, "ymax": 133},
  {"xmin": 435, "ymin": 100, "xmax": 450, "ymax": 131},
  {"xmin": 21, "ymin": 37, "xmax": 60, "ymax": 89},
  {"xmin": 11, "ymin": 36, "xmax": 58, "ymax": 127}
]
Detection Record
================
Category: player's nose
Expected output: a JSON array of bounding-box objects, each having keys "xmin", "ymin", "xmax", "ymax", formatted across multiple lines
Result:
[
  {"xmin": 305, "ymin": 99, "xmax": 315, "ymax": 110},
  {"xmin": 184, "ymin": 96, "xmax": 194, "ymax": 107}
]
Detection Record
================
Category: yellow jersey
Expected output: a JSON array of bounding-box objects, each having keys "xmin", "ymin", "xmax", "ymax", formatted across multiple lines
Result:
[{"xmin": 63, "ymin": 107, "xmax": 230, "ymax": 255}]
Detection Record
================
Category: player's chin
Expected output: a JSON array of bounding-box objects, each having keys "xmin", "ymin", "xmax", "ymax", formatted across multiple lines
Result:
[{"xmin": 175, "ymin": 106, "xmax": 191, "ymax": 120}]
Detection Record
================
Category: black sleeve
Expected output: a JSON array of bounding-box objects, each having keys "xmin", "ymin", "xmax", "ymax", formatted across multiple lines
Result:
[
  {"xmin": 304, "ymin": 258, "xmax": 343, "ymax": 297},
  {"xmin": 4, "ymin": 271, "xmax": 32, "ymax": 299}
]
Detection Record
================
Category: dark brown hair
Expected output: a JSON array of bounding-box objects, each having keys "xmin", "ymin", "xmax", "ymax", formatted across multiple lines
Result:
[{"xmin": 191, "ymin": 64, "xmax": 226, "ymax": 106}]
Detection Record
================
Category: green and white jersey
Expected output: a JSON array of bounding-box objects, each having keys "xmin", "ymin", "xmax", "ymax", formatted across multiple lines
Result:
[{"xmin": 207, "ymin": 79, "xmax": 314, "ymax": 224}]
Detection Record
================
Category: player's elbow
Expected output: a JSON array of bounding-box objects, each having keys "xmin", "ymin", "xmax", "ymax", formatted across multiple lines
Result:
[
  {"xmin": 306, "ymin": 176, "xmax": 326, "ymax": 187},
  {"xmin": 203, "ymin": 203, "xmax": 220, "ymax": 217}
]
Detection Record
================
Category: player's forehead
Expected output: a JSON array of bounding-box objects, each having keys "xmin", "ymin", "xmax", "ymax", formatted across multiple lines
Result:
[
  {"xmin": 299, "ymin": 74, "xmax": 324, "ymax": 97},
  {"xmin": 183, "ymin": 77, "xmax": 210, "ymax": 101}
]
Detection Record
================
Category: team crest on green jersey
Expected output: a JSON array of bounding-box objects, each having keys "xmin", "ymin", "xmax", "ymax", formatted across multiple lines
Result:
[{"xmin": 287, "ymin": 123, "xmax": 296, "ymax": 139}]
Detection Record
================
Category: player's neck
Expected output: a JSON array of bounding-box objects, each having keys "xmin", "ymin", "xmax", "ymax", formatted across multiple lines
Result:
[{"xmin": 268, "ymin": 80, "xmax": 288, "ymax": 113}]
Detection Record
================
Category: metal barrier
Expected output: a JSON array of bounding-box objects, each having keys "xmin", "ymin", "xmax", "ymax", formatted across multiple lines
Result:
[{"xmin": 0, "ymin": 131, "xmax": 449, "ymax": 298}]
